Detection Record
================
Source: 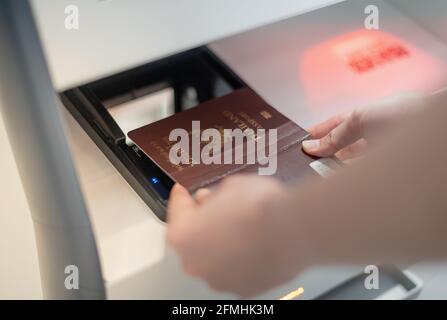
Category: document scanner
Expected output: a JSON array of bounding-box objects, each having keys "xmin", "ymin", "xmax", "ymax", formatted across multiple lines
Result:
[
  {"xmin": 59, "ymin": 0, "xmax": 447, "ymax": 222},
  {"xmin": 61, "ymin": 47, "xmax": 247, "ymax": 220},
  {"xmin": 3, "ymin": 0, "xmax": 447, "ymax": 299}
]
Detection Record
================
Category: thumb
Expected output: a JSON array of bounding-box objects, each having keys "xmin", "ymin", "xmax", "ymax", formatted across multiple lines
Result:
[
  {"xmin": 167, "ymin": 183, "xmax": 196, "ymax": 223},
  {"xmin": 194, "ymin": 188, "xmax": 212, "ymax": 205},
  {"xmin": 303, "ymin": 112, "xmax": 363, "ymax": 157}
]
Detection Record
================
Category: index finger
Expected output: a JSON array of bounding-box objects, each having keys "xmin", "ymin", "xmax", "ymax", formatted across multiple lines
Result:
[{"xmin": 308, "ymin": 114, "xmax": 348, "ymax": 139}]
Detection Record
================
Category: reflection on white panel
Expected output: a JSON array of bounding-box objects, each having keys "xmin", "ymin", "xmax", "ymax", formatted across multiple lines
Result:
[{"xmin": 107, "ymin": 88, "xmax": 174, "ymax": 145}]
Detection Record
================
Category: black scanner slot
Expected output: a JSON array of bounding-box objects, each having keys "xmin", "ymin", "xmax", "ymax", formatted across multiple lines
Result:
[{"xmin": 60, "ymin": 47, "xmax": 246, "ymax": 221}]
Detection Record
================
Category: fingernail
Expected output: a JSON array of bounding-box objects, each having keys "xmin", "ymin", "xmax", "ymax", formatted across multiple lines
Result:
[{"xmin": 303, "ymin": 139, "xmax": 320, "ymax": 150}]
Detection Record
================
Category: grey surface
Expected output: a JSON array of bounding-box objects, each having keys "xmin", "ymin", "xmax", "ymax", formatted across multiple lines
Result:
[
  {"xmin": 30, "ymin": 0, "xmax": 344, "ymax": 91},
  {"xmin": 0, "ymin": 0, "xmax": 104, "ymax": 299},
  {"xmin": 388, "ymin": 0, "xmax": 447, "ymax": 43}
]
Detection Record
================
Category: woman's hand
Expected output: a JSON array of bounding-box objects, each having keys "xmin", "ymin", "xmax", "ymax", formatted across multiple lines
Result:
[
  {"xmin": 166, "ymin": 175, "xmax": 293, "ymax": 297},
  {"xmin": 303, "ymin": 93, "xmax": 427, "ymax": 160},
  {"xmin": 166, "ymin": 92, "xmax": 430, "ymax": 297}
]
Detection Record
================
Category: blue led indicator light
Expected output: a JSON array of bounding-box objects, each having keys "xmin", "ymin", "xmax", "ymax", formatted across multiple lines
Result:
[{"xmin": 151, "ymin": 177, "xmax": 159, "ymax": 184}]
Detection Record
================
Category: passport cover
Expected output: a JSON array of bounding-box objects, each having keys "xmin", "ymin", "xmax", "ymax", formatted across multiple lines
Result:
[{"xmin": 128, "ymin": 88, "xmax": 320, "ymax": 192}]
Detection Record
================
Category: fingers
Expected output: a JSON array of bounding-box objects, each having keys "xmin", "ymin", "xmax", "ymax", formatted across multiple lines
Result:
[
  {"xmin": 167, "ymin": 183, "xmax": 196, "ymax": 223},
  {"xmin": 342, "ymin": 156, "xmax": 366, "ymax": 166},
  {"xmin": 307, "ymin": 114, "xmax": 348, "ymax": 139},
  {"xmin": 335, "ymin": 138, "xmax": 368, "ymax": 161},
  {"xmin": 303, "ymin": 111, "xmax": 364, "ymax": 157}
]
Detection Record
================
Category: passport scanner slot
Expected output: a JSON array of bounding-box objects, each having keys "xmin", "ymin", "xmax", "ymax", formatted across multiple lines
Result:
[{"xmin": 60, "ymin": 47, "xmax": 246, "ymax": 221}]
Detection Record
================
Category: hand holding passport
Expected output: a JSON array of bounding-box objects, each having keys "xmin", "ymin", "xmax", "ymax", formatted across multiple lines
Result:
[{"xmin": 128, "ymin": 88, "xmax": 335, "ymax": 193}]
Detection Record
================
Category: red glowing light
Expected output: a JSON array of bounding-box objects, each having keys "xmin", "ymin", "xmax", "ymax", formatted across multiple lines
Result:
[{"xmin": 300, "ymin": 29, "xmax": 447, "ymax": 116}]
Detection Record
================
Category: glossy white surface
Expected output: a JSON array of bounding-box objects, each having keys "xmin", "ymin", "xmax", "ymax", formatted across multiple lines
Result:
[
  {"xmin": 0, "ymin": 106, "xmax": 42, "ymax": 299},
  {"xmin": 30, "ymin": 0, "xmax": 342, "ymax": 91}
]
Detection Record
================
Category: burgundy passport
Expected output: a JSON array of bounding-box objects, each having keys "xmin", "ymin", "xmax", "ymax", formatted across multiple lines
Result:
[{"xmin": 128, "ymin": 88, "xmax": 321, "ymax": 192}]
